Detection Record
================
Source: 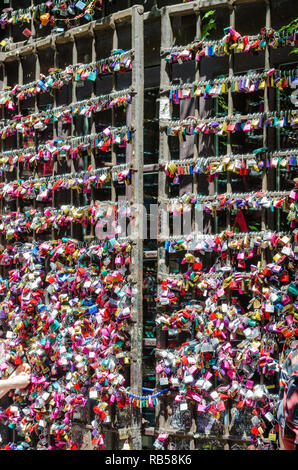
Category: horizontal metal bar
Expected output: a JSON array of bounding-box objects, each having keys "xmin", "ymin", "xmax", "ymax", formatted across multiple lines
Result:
[
  {"xmin": 0, "ymin": 7, "xmax": 137, "ymax": 64},
  {"xmin": 167, "ymin": 0, "xmax": 265, "ymax": 16}
]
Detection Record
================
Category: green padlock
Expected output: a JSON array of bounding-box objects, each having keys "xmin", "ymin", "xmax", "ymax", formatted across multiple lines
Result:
[{"xmin": 288, "ymin": 283, "xmax": 298, "ymax": 296}]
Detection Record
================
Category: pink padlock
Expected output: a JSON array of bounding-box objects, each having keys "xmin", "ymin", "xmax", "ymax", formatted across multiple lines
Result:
[{"xmin": 246, "ymin": 380, "xmax": 254, "ymax": 389}]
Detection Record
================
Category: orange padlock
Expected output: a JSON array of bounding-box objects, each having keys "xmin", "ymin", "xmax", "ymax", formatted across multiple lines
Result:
[{"xmin": 40, "ymin": 13, "xmax": 50, "ymax": 27}]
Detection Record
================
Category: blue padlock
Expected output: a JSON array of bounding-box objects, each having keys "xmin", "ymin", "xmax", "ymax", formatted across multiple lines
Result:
[{"xmin": 75, "ymin": 1, "xmax": 87, "ymax": 11}]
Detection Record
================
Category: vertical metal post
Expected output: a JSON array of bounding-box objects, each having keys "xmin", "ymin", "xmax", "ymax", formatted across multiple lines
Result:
[
  {"xmin": 51, "ymin": 43, "xmax": 58, "ymax": 240},
  {"xmin": 8, "ymin": 0, "xmax": 13, "ymax": 46},
  {"xmin": 70, "ymin": 38, "xmax": 78, "ymax": 239},
  {"xmin": 260, "ymin": 0, "xmax": 272, "ymax": 390},
  {"xmin": 31, "ymin": 0, "xmax": 37, "ymax": 40},
  {"xmin": 34, "ymin": 50, "xmax": 40, "ymax": 182},
  {"xmin": 276, "ymin": 89, "xmax": 281, "ymax": 231},
  {"xmin": 111, "ymin": 22, "xmax": 118, "ymax": 202},
  {"xmin": 262, "ymin": 0, "xmax": 271, "ymax": 195},
  {"xmin": 261, "ymin": 0, "xmax": 271, "ymax": 258},
  {"xmin": 53, "ymin": 43, "xmax": 58, "ymax": 139},
  {"xmin": 226, "ymin": 5, "xmax": 235, "ymax": 233},
  {"xmin": 214, "ymin": 96, "xmax": 219, "ymax": 234},
  {"xmin": 32, "ymin": 49, "xmax": 41, "ymax": 242},
  {"xmin": 193, "ymin": 7, "xmax": 201, "ymax": 234},
  {"xmin": 130, "ymin": 4, "xmax": 144, "ymax": 451},
  {"xmin": 224, "ymin": 3, "xmax": 236, "ymax": 451},
  {"xmin": 16, "ymin": 55, "xmax": 23, "ymax": 215},
  {"xmin": 89, "ymin": 30, "xmax": 97, "ymax": 240},
  {"xmin": 190, "ymin": 0, "xmax": 200, "ymax": 431},
  {"xmin": 156, "ymin": 5, "xmax": 172, "ymax": 439},
  {"xmin": 0, "ymin": 63, "xmax": 6, "ymax": 276}
]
